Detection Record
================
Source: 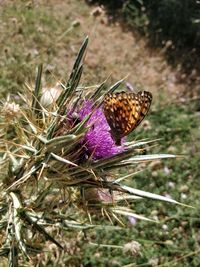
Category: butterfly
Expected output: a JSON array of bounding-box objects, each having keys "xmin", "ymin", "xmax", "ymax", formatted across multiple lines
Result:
[{"xmin": 103, "ymin": 91, "xmax": 152, "ymax": 145}]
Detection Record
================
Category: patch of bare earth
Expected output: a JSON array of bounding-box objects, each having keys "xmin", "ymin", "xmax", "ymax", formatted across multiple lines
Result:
[
  {"xmin": 46, "ymin": 0, "xmax": 187, "ymax": 101},
  {"xmin": 1, "ymin": 0, "xmax": 193, "ymax": 102}
]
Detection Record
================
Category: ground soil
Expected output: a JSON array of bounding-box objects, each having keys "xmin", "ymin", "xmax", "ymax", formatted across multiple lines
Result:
[{"xmin": 42, "ymin": 0, "xmax": 188, "ymax": 101}]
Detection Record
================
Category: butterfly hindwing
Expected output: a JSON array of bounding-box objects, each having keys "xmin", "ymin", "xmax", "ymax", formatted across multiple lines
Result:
[
  {"xmin": 132, "ymin": 91, "xmax": 152, "ymax": 129},
  {"xmin": 103, "ymin": 91, "xmax": 152, "ymax": 145}
]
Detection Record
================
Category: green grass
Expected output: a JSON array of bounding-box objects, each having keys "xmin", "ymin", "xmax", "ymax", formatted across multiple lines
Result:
[
  {"xmin": 129, "ymin": 102, "xmax": 199, "ymax": 266},
  {"xmin": 0, "ymin": 2, "xmax": 84, "ymax": 96}
]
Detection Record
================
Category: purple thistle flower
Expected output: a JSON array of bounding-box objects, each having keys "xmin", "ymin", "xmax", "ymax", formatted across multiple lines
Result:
[{"xmin": 78, "ymin": 101, "xmax": 125, "ymax": 160}]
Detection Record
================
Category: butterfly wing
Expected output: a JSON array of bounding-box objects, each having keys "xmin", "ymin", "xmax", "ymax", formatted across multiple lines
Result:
[
  {"xmin": 129, "ymin": 91, "xmax": 152, "ymax": 130},
  {"xmin": 103, "ymin": 91, "xmax": 152, "ymax": 145},
  {"xmin": 103, "ymin": 92, "xmax": 128, "ymax": 144}
]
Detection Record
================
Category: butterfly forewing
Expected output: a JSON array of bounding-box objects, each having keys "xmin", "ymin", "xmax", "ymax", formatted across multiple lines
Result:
[{"xmin": 103, "ymin": 91, "xmax": 152, "ymax": 145}]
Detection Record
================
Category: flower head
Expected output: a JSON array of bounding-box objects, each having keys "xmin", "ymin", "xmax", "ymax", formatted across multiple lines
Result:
[
  {"xmin": 78, "ymin": 101, "xmax": 125, "ymax": 160},
  {"xmin": 2, "ymin": 101, "xmax": 20, "ymax": 120},
  {"xmin": 123, "ymin": 240, "xmax": 141, "ymax": 256}
]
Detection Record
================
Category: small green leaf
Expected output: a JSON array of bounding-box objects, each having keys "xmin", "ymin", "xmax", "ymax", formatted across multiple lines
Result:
[{"xmin": 32, "ymin": 64, "xmax": 43, "ymax": 116}]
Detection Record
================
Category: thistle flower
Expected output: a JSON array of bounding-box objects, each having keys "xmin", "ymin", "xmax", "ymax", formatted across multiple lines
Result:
[
  {"xmin": 40, "ymin": 83, "xmax": 62, "ymax": 107},
  {"xmin": 2, "ymin": 100, "xmax": 20, "ymax": 119},
  {"xmin": 77, "ymin": 100, "xmax": 125, "ymax": 160},
  {"xmin": 0, "ymin": 37, "xmax": 180, "ymax": 266}
]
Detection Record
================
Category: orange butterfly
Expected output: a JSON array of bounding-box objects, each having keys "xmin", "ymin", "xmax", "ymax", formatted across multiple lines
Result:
[{"xmin": 103, "ymin": 91, "xmax": 152, "ymax": 145}]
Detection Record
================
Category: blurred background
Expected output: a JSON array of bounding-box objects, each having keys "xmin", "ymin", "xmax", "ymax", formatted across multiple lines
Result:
[{"xmin": 0, "ymin": 0, "xmax": 199, "ymax": 266}]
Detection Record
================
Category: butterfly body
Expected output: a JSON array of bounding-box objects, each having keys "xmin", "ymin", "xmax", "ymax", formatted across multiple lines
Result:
[{"xmin": 103, "ymin": 91, "xmax": 152, "ymax": 145}]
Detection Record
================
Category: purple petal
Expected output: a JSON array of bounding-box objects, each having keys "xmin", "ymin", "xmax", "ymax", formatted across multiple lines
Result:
[{"xmin": 78, "ymin": 101, "xmax": 125, "ymax": 159}]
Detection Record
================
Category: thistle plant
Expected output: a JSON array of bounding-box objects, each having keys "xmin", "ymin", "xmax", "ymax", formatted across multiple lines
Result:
[{"xmin": 0, "ymin": 37, "xmax": 185, "ymax": 265}]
